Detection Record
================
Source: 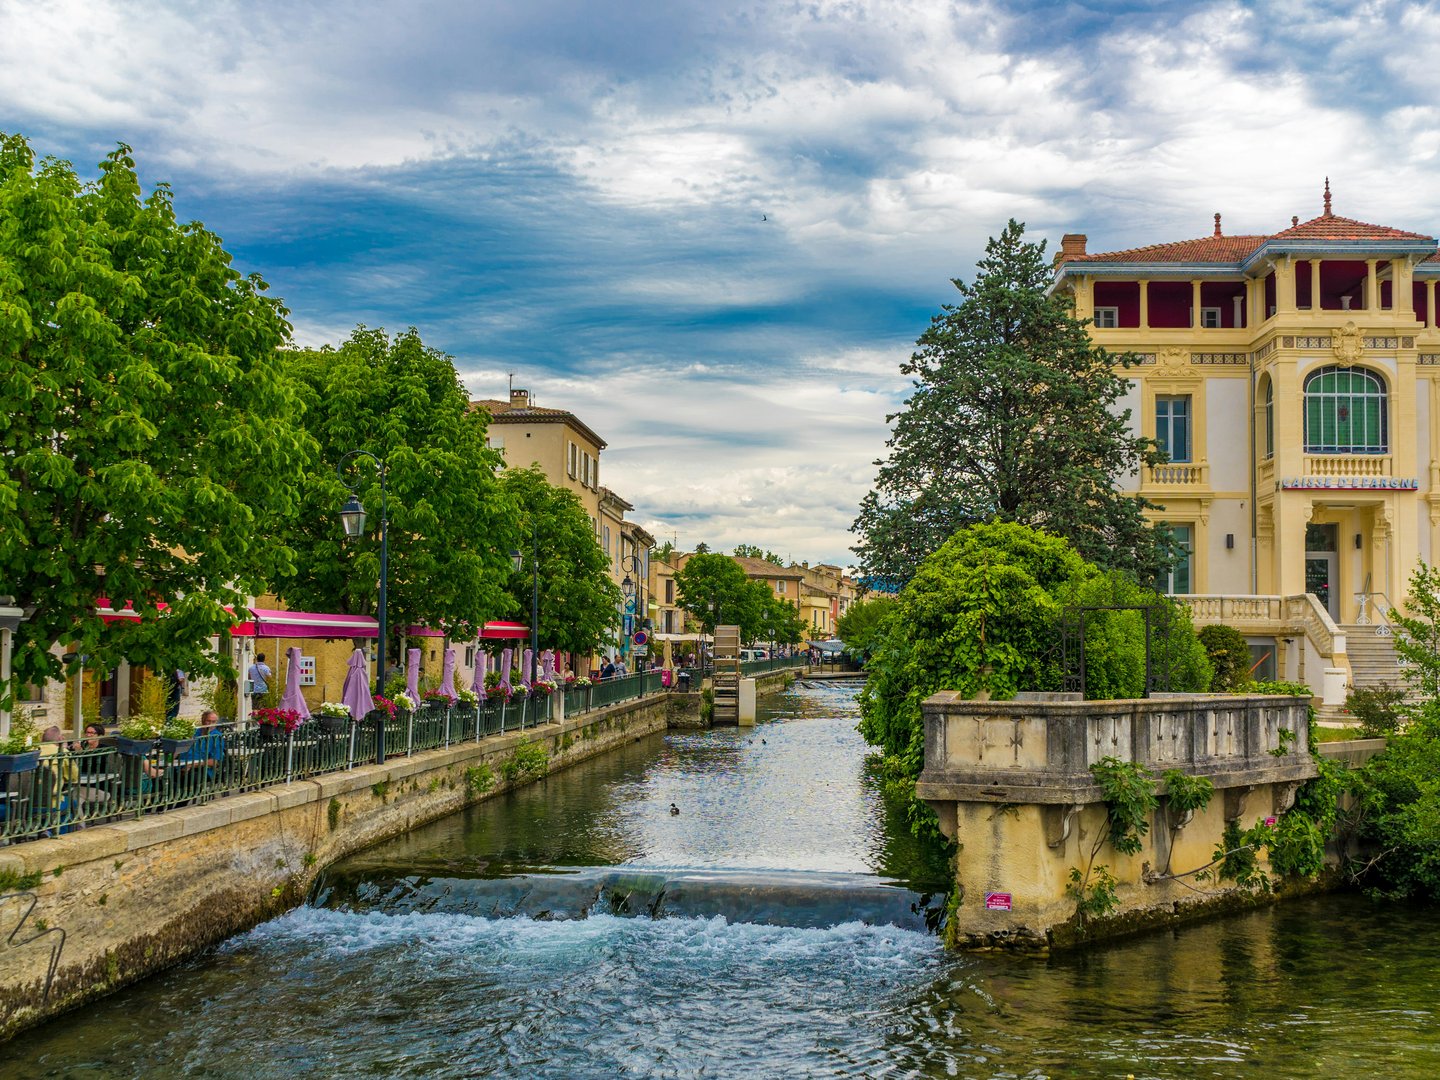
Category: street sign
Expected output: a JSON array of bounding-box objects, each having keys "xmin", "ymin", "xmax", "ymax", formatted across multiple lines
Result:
[
  {"xmin": 624, "ymin": 596, "xmax": 637, "ymax": 615},
  {"xmin": 632, "ymin": 630, "xmax": 649, "ymax": 646},
  {"xmin": 634, "ymin": 645, "xmax": 648, "ymax": 657},
  {"xmin": 984, "ymin": 892, "xmax": 1012, "ymax": 911},
  {"xmin": 623, "ymin": 615, "xmax": 634, "ymax": 635}
]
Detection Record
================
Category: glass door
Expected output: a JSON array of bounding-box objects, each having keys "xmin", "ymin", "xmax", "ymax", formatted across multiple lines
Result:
[{"xmin": 1305, "ymin": 523, "xmax": 1339, "ymax": 621}]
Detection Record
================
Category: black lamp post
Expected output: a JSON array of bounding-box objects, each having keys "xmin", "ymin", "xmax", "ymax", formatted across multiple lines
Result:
[
  {"xmin": 620, "ymin": 551, "xmax": 647, "ymax": 669},
  {"xmin": 338, "ymin": 451, "xmax": 388, "ymax": 696},
  {"xmin": 511, "ymin": 528, "xmax": 538, "ymax": 685}
]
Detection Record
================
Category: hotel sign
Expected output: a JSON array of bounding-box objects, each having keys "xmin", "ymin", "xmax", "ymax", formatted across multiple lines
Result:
[{"xmin": 1281, "ymin": 477, "xmax": 1418, "ymax": 491}]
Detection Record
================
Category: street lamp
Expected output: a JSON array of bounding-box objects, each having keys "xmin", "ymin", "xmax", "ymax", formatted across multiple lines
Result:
[
  {"xmin": 337, "ymin": 451, "xmax": 388, "ymax": 696},
  {"xmin": 510, "ymin": 528, "xmax": 538, "ymax": 685},
  {"xmin": 620, "ymin": 551, "xmax": 647, "ymax": 671}
]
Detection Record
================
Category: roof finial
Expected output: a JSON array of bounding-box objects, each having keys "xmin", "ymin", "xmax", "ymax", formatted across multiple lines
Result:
[
  {"xmin": 1323, "ymin": 177, "xmax": 1332, "ymax": 217},
  {"xmin": 1292, "ymin": 215, "xmax": 1299, "ymax": 228},
  {"xmin": 1214, "ymin": 212, "xmax": 1222, "ymax": 237}
]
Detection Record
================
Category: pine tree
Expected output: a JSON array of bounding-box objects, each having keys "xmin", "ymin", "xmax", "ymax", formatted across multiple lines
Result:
[{"xmin": 851, "ymin": 220, "xmax": 1169, "ymax": 585}]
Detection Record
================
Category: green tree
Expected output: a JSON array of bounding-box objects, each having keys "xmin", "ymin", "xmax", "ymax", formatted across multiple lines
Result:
[
  {"xmin": 675, "ymin": 553, "xmax": 769, "ymax": 639},
  {"xmin": 272, "ymin": 326, "xmax": 514, "ymax": 666},
  {"xmin": 0, "ymin": 136, "xmax": 310, "ymax": 697},
  {"xmin": 732, "ymin": 543, "xmax": 786, "ymax": 565},
  {"xmin": 759, "ymin": 594, "xmax": 806, "ymax": 647},
  {"xmin": 499, "ymin": 466, "xmax": 622, "ymax": 656},
  {"xmin": 851, "ymin": 220, "xmax": 1169, "ymax": 587},
  {"xmin": 1199, "ymin": 623, "xmax": 1252, "ymax": 692},
  {"xmin": 835, "ymin": 596, "xmax": 896, "ymax": 664}
]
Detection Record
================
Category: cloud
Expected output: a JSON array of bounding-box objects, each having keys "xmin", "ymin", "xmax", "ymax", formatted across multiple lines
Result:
[{"xmin": 4, "ymin": 0, "xmax": 1440, "ymax": 562}]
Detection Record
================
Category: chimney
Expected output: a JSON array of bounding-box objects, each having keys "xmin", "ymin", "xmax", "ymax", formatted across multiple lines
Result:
[
  {"xmin": 1056, "ymin": 233, "xmax": 1088, "ymax": 265},
  {"xmin": 510, "ymin": 388, "xmax": 530, "ymax": 409}
]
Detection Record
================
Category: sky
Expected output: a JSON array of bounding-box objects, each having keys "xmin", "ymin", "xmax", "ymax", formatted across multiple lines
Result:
[{"xmin": 5, "ymin": 0, "xmax": 1440, "ymax": 564}]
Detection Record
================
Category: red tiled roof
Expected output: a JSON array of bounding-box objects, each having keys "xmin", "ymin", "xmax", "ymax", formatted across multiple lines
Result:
[
  {"xmin": 470, "ymin": 399, "xmax": 608, "ymax": 448},
  {"xmin": 1269, "ymin": 212, "xmax": 1431, "ymax": 243},
  {"xmin": 1068, "ymin": 234, "xmax": 1268, "ymax": 264}
]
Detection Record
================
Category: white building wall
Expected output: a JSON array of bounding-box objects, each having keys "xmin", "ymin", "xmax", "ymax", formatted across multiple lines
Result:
[
  {"xmin": 1206, "ymin": 379, "xmax": 1249, "ymax": 493},
  {"xmin": 1116, "ymin": 379, "xmax": 1142, "ymax": 492},
  {"xmin": 1205, "ymin": 498, "xmax": 1251, "ymax": 594}
]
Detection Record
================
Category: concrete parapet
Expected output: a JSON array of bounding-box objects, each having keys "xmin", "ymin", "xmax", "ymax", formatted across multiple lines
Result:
[{"xmin": 916, "ymin": 692, "xmax": 1318, "ymax": 950}]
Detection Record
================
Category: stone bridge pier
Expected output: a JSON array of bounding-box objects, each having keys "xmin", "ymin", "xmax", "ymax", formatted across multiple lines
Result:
[{"xmin": 915, "ymin": 692, "xmax": 1317, "ymax": 949}]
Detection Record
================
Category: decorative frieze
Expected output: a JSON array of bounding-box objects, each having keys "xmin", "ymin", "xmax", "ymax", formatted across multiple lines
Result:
[
  {"xmin": 1191, "ymin": 352, "xmax": 1248, "ymax": 365},
  {"xmin": 1253, "ymin": 340, "xmax": 1276, "ymax": 362},
  {"xmin": 1286, "ymin": 335, "xmax": 1331, "ymax": 349},
  {"xmin": 1364, "ymin": 337, "xmax": 1399, "ymax": 350},
  {"xmin": 1419, "ymin": 354, "xmax": 1440, "ymax": 365}
]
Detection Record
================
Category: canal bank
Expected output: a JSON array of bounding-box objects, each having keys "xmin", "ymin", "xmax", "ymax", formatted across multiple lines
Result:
[
  {"xmin": 0, "ymin": 681, "xmax": 749, "ymax": 1042},
  {"xmin": 5, "ymin": 682, "xmax": 1437, "ymax": 1079}
]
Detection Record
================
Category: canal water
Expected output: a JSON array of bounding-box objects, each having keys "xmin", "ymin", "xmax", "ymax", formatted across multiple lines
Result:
[{"xmin": 7, "ymin": 682, "xmax": 1440, "ymax": 1078}]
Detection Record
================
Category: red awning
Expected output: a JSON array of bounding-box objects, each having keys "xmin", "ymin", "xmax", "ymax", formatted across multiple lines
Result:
[
  {"xmin": 234, "ymin": 608, "xmax": 379, "ymax": 639},
  {"xmin": 97, "ymin": 599, "xmax": 169, "ymax": 623},
  {"xmin": 480, "ymin": 621, "xmax": 529, "ymax": 640},
  {"xmin": 406, "ymin": 625, "xmax": 445, "ymax": 639}
]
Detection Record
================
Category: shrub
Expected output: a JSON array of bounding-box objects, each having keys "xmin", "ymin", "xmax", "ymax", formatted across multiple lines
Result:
[
  {"xmin": 1345, "ymin": 685, "xmax": 1407, "ymax": 738},
  {"xmin": 500, "ymin": 739, "xmax": 549, "ymax": 784},
  {"xmin": 1199, "ymin": 624, "xmax": 1252, "ymax": 692}
]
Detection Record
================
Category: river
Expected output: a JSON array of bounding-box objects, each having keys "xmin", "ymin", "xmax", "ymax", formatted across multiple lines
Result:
[{"xmin": 5, "ymin": 682, "xmax": 1439, "ymax": 1078}]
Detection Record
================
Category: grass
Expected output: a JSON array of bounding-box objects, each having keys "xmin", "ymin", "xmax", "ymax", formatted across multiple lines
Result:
[{"xmin": 1314, "ymin": 725, "xmax": 1367, "ymax": 743}]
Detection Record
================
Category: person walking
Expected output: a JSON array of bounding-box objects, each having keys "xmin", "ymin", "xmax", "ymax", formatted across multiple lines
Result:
[{"xmin": 248, "ymin": 652, "xmax": 272, "ymax": 709}]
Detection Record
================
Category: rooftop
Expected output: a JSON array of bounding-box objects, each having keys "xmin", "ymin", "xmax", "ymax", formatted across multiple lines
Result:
[{"xmin": 471, "ymin": 394, "xmax": 608, "ymax": 450}]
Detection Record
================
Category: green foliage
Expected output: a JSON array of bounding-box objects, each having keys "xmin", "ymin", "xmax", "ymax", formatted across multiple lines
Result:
[
  {"xmin": 500, "ymin": 466, "xmax": 622, "ymax": 655},
  {"xmin": 1391, "ymin": 561, "xmax": 1440, "ymax": 701},
  {"xmin": 1205, "ymin": 820, "xmax": 1269, "ymax": 892},
  {"xmin": 1199, "ymin": 624, "xmax": 1252, "ymax": 692},
  {"xmin": 1351, "ymin": 703, "xmax": 1440, "ymax": 899},
  {"xmin": 0, "ymin": 135, "xmax": 310, "ymax": 704},
  {"xmin": 465, "ymin": 764, "xmax": 495, "ymax": 794},
  {"xmin": 731, "ymin": 544, "xmax": 786, "ymax": 564},
  {"xmin": 758, "ymin": 594, "xmax": 807, "ymax": 647},
  {"xmin": 835, "ymin": 597, "xmax": 895, "ymax": 664},
  {"xmin": 200, "ymin": 674, "xmax": 239, "ymax": 722},
  {"xmin": 1249, "ymin": 680, "xmax": 1312, "ymax": 697},
  {"xmin": 328, "ymin": 797, "xmax": 341, "ymax": 832},
  {"xmin": 500, "ymin": 738, "xmax": 549, "ymax": 784},
  {"xmin": 1162, "ymin": 769, "xmax": 1214, "ymax": 816},
  {"xmin": 0, "ymin": 867, "xmax": 43, "ymax": 892},
  {"xmin": 271, "ymin": 325, "xmax": 514, "ymax": 663},
  {"xmin": 1067, "ymin": 572, "xmax": 1211, "ymax": 701},
  {"xmin": 1090, "ymin": 757, "xmax": 1158, "ymax": 855},
  {"xmin": 850, "ymin": 219, "xmax": 1171, "ymax": 588},
  {"xmin": 675, "ymin": 553, "xmax": 773, "ymax": 641},
  {"xmin": 1065, "ymin": 864, "xmax": 1120, "ymax": 923},
  {"xmin": 1345, "ymin": 685, "xmax": 1408, "ymax": 739},
  {"xmin": 0, "ymin": 707, "xmax": 39, "ymax": 755},
  {"xmin": 1267, "ymin": 810, "xmax": 1327, "ymax": 879}
]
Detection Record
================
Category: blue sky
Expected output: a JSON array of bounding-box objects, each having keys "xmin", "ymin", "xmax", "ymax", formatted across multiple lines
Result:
[{"xmin": 4, "ymin": 0, "xmax": 1440, "ymax": 563}]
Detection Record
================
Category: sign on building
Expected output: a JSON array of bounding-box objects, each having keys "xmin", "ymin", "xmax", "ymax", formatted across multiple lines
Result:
[{"xmin": 299, "ymin": 655, "xmax": 317, "ymax": 687}]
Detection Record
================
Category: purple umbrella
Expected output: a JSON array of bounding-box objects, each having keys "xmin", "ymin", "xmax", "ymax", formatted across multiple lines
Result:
[
  {"xmin": 499, "ymin": 648, "xmax": 513, "ymax": 695},
  {"xmin": 541, "ymin": 650, "xmax": 556, "ymax": 681},
  {"xmin": 280, "ymin": 646, "xmax": 311, "ymax": 720},
  {"xmin": 439, "ymin": 647, "xmax": 457, "ymax": 702},
  {"xmin": 473, "ymin": 649, "xmax": 488, "ymax": 703},
  {"xmin": 340, "ymin": 648, "xmax": 373, "ymax": 720},
  {"xmin": 405, "ymin": 647, "xmax": 420, "ymax": 702},
  {"xmin": 522, "ymin": 648, "xmax": 534, "ymax": 687}
]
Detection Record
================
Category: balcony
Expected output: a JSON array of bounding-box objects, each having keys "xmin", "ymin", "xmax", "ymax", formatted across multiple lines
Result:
[
  {"xmin": 1144, "ymin": 461, "xmax": 1209, "ymax": 489},
  {"xmin": 1303, "ymin": 454, "xmax": 1391, "ymax": 478}
]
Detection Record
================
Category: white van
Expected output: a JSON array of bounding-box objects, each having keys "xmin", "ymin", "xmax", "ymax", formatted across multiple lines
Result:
[{"xmin": 739, "ymin": 648, "xmax": 769, "ymax": 662}]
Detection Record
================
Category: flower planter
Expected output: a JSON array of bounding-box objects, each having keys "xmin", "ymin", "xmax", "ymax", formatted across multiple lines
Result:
[
  {"xmin": 114, "ymin": 736, "xmax": 155, "ymax": 757},
  {"xmin": 158, "ymin": 737, "xmax": 195, "ymax": 757},
  {"xmin": 257, "ymin": 724, "xmax": 287, "ymax": 743},
  {"xmin": 0, "ymin": 749, "xmax": 40, "ymax": 774},
  {"xmin": 316, "ymin": 714, "xmax": 350, "ymax": 735}
]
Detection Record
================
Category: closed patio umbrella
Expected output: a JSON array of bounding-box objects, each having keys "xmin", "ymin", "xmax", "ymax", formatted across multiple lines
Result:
[
  {"xmin": 439, "ymin": 647, "xmax": 457, "ymax": 702},
  {"xmin": 499, "ymin": 648, "xmax": 513, "ymax": 694},
  {"xmin": 340, "ymin": 648, "xmax": 373, "ymax": 720},
  {"xmin": 522, "ymin": 648, "xmax": 534, "ymax": 686},
  {"xmin": 405, "ymin": 647, "xmax": 420, "ymax": 702},
  {"xmin": 473, "ymin": 649, "xmax": 488, "ymax": 703},
  {"xmin": 541, "ymin": 650, "xmax": 556, "ymax": 681},
  {"xmin": 280, "ymin": 646, "xmax": 311, "ymax": 720}
]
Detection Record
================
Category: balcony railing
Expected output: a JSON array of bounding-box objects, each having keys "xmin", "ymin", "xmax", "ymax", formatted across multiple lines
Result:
[
  {"xmin": 1145, "ymin": 461, "xmax": 1209, "ymax": 488},
  {"xmin": 1304, "ymin": 454, "xmax": 1391, "ymax": 478}
]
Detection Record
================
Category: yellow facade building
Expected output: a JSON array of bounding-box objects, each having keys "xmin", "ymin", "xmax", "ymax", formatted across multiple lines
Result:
[{"xmin": 1054, "ymin": 185, "xmax": 1440, "ymax": 698}]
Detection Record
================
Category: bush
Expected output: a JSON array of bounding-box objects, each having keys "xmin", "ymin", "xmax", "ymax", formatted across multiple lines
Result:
[
  {"xmin": 1199, "ymin": 624, "xmax": 1252, "ymax": 692},
  {"xmin": 1345, "ymin": 685, "xmax": 1407, "ymax": 738}
]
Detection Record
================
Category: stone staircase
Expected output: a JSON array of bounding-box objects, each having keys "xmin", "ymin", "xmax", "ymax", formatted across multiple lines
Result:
[{"xmin": 1341, "ymin": 624, "xmax": 1406, "ymax": 691}]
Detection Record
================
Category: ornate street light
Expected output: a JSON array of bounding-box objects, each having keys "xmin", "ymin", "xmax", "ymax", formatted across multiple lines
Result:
[
  {"xmin": 510, "ymin": 528, "xmax": 539, "ymax": 685},
  {"xmin": 337, "ymin": 451, "xmax": 388, "ymax": 696}
]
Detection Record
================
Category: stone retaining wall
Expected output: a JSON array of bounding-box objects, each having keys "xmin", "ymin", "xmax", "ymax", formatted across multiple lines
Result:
[{"xmin": 0, "ymin": 692, "xmax": 697, "ymax": 1041}]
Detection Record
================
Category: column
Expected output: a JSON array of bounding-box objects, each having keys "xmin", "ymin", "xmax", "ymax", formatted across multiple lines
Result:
[
  {"xmin": 1139, "ymin": 280, "xmax": 1149, "ymax": 329},
  {"xmin": 1367, "ymin": 260, "xmax": 1379, "ymax": 311},
  {"xmin": 1428, "ymin": 280, "xmax": 1437, "ymax": 330},
  {"xmin": 0, "ymin": 625, "xmax": 10, "ymax": 740},
  {"xmin": 115, "ymin": 659, "xmax": 132, "ymax": 721},
  {"xmin": 1277, "ymin": 258, "xmax": 1297, "ymax": 316},
  {"xmin": 1191, "ymin": 279, "xmax": 1202, "ymax": 328},
  {"xmin": 1393, "ymin": 257, "xmax": 1414, "ymax": 318},
  {"xmin": 1310, "ymin": 260, "xmax": 1321, "ymax": 312}
]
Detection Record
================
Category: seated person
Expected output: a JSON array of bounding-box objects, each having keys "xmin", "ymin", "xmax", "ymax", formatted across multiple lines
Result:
[
  {"xmin": 37, "ymin": 726, "xmax": 78, "ymax": 830},
  {"xmin": 177, "ymin": 710, "xmax": 227, "ymax": 781},
  {"xmin": 66, "ymin": 723, "xmax": 114, "ymax": 809}
]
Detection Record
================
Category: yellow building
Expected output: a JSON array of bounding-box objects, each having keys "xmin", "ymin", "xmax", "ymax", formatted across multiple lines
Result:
[{"xmin": 1053, "ymin": 184, "xmax": 1440, "ymax": 698}]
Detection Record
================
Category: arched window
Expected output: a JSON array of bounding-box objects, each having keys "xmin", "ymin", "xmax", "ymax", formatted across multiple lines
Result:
[
  {"xmin": 1261, "ymin": 375, "xmax": 1274, "ymax": 460},
  {"xmin": 1304, "ymin": 366, "xmax": 1387, "ymax": 454}
]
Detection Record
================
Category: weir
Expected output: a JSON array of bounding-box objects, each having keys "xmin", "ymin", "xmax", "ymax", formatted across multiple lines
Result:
[{"xmin": 915, "ymin": 691, "xmax": 1317, "ymax": 948}]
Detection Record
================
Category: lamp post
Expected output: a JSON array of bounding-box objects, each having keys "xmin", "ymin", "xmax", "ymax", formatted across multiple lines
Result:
[
  {"xmin": 620, "ymin": 551, "xmax": 647, "ymax": 672},
  {"xmin": 511, "ymin": 528, "xmax": 538, "ymax": 685},
  {"xmin": 337, "ymin": 451, "xmax": 388, "ymax": 696}
]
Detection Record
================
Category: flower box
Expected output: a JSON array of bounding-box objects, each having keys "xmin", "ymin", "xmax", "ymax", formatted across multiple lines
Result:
[
  {"xmin": 158, "ymin": 737, "xmax": 195, "ymax": 757},
  {"xmin": 0, "ymin": 749, "xmax": 40, "ymax": 774},
  {"xmin": 316, "ymin": 714, "xmax": 350, "ymax": 734},
  {"xmin": 257, "ymin": 724, "xmax": 287, "ymax": 743},
  {"xmin": 114, "ymin": 736, "xmax": 156, "ymax": 758}
]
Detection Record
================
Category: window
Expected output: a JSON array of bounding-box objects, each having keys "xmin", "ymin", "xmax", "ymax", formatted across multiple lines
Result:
[
  {"xmin": 568, "ymin": 441, "xmax": 577, "ymax": 478},
  {"xmin": 1161, "ymin": 524, "xmax": 1193, "ymax": 595},
  {"xmin": 776, "ymin": 580, "xmax": 786, "ymax": 594},
  {"xmin": 487, "ymin": 435, "xmax": 504, "ymax": 452},
  {"xmin": 603, "ymin": 526, "xmax": 611, "ymax": 557},
  {"xmin": 1304, "ymin": 366, "xmax": 1387, "ymax": 454},
  {"xmin": 1094, "ymin": 307, "xmax": 1119, "ymax": 328},
  {"xmin": 665, "ymin": 579, "xmax": 674, "ymax": 603},
  {"xmin": 1155, "ymin": 395, "xmax": 1191, "ymax": 463},
  {"xmin": 1200, "ymin": 307, "xmax": 1222, "ymax": 328},
  {"xmin": 582, "ymin": 452, "xmax": 590, "ymax": 487},
  {"xmin": 592, "ymin": 458, "xmax": 599, "ymax": 490},
  {"xmin": 1263, "ymin": 377, "xmax": 1274, "ymax": 460},
  {"xmin": 18, "ymin": 681, "xmax": 44, "ymax": 704}
]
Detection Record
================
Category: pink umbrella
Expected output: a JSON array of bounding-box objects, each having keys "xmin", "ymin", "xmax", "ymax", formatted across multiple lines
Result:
[
  {"xmin": 340, "ymin": 648, "xmax": 373, "ymax": 720},
  {"xmin": 280, "ymin": 646, "xmax": 311, "ymax": 719},
  {"xmin": 439, "ymin": 647, "xmax": 457, "ymax": 702},
  {"xmin": 405, "ymin": 647, "xmax": 420, "ymax": 702},
  {"xmin": 473, "ymin": 649, "xmax": 488, "ymax": 703},
  {"xmin": 499, "ymin": 648, "xmax": 513, "ymax": 694}
]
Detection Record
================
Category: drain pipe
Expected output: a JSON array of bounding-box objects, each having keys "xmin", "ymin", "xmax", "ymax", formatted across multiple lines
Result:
[{"xmin": 1249, "ymin": 340, "xmax": 1259, "ymax": 594}]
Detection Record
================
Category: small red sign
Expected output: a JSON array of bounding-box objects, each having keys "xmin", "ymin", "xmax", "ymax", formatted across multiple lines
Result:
[
  {"xmin": 1264, "ymin": 816, "xmax": 1277, "ymax": 827},
  {"xmin": 984, "ymin": 892, "xmax": 1012, "ymax": 911}
]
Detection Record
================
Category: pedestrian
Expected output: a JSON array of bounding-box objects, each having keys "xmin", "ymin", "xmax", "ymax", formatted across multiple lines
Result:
[
  {"xmin": 248, "ymin": 652, "xmax": 272, "ymax": 709},
  {"xmin": 166, "ymin": 667, "xmax": 188, "ymax": 720},
  {"xmin": 600, "ymin": 657, "xmax": 616, "ymax": 680}
]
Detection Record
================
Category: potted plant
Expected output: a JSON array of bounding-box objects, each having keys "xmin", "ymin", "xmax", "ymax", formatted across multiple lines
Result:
[
  {"xmin": 392, "ymin": 692, "xmax": 417, "ymax": 714},
  {"xmin": 115, "ymin": 714, "xmax": 164, "ymax": 756},
  {"xmin": 456, "ymin": 687, "xmax": 479, "ymax": 707},
  {"xmin": 252, "ymin": 706, "xmax": 303, "ymax": 742},
  {"xmin": 315, "ymin": 701, "xmax": 352, "ymax": 734},
  {"xmin": 0, "ymin": 709, "xmax": 41, "ymax": 774},
  {"xmin": 371, "ymin": 695, "xmax": 398, "ymax": 722},
  {"xmin": 157, "ymin": 717, "xmax": 197, "ymax": 757}
]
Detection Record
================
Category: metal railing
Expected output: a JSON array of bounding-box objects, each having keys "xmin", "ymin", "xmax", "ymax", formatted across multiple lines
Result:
[{"xmin": 0, "ymin": 662, "xmax": 807, "ymax": 846}]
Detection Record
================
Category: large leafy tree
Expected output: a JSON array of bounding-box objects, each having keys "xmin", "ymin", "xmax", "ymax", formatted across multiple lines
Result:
[
  {"xmin": 835, "ymin": 596, "xmax": 895, "ymax": 663},
  {"xmin": 675, "ymin": 553, "xmax": 771, "ymax": 641},
  {"xmin": 273, "ymin": 326, "xmax": 514, "ymax": 664},
  {"xmin": 499, "ymin": 466, "xmax": 621, "ymax": 656},
  {"xmin": 0, "ymin": 136, "xmax": 310, "ymax": 697},
  {"xmin": 732, "ymin": 543, "xmax": 786, "ymax": 565},
  {"xmin": 851, "ymin": 219, "xmax": 1168, "ymax": 587}
]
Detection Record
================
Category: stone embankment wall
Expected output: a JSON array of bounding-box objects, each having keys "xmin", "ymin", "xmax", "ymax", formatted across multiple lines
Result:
[
  {"xmin": 0, "ymin": 691, "xmax": 701, "ymax": 1041},
  {"xmin": 916, "ymin": 691, "xmax": 1317, "ymax": 950}
]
